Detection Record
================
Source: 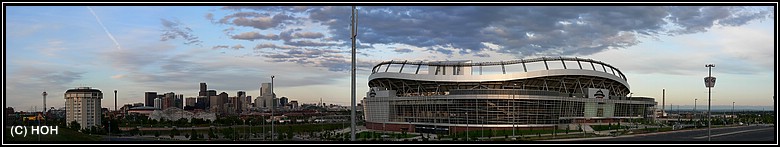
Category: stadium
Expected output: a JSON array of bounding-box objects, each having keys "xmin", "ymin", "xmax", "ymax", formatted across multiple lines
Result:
[{"xmin": 362, "ymin": 57, "xmax": 657, "ymax": 134}]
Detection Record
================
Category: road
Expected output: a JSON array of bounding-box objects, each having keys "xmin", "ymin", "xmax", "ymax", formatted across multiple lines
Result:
[{"xmin": 580, "ymin": 125, "xmax": 775, "ymax": 142}]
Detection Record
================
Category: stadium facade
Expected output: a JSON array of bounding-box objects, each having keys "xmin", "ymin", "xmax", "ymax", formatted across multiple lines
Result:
[{"xmin": 363, "ymin": 57, "xmax": 657, "ymax": 134}]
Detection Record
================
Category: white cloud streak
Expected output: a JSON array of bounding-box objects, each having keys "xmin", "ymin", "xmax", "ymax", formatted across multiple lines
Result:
[{"xmin": 87, "ymin": 6, "xmax": 121, "ymax": 50}]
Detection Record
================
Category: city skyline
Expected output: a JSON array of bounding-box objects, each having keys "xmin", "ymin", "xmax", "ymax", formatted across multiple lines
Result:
[{"xmin": 6, "ymin": 6, "xmax": 776, "ymax": 111}]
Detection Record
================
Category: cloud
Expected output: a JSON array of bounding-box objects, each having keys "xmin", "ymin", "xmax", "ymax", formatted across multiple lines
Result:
[
  {"xmin": 292, "ymin": 32, "xmax": 325, "ymax": 39},
  {"xmin": 231, "ymin": 31, "xmax": 280, "ymax": 41},
  {"xmin": 474, "ymin": 53, "xmax": 490, "ymax": 57},
  {"xmin": 212, "ymin": 45, "xmax": 229, "ymax": 50},
  {"xmin": 393, "ymin": 48, "xmax": 413, "ymax": 53},
  {"xmin": 254, "ymin": 43, "xmax": 297, "ymax": 50},
  {"xmin": 666, "ymin": 6, "xmax": 772, "ymax": 34},
  {"xmin": 6, "ymin": 65, "xmax": 86, "ymax": 110},
  {"xmin": 210, "ymin": 6, "xmax": 771, "ymax": 73},
  {"xmin": 284, "ymin": 40, "xmax": 337, "ymax": 47},
  {"xmin": 308, "ymin": 6, "xmax": 769, "ymax": 57},
  {"xmin": 111, "ymin": 74, "xmax": 125, "ymax": 79},
  {"xmin": 231, "ymin": 44, "xmax": 245, "ymax": 50},
  {"xmin": 39, "ymin": 40, "xmax": 66, "ymax": 57},
  {"xmin": 217, "ymin": 11, "xmax": 297, "ymax": 30},
  {"xmin": 160, "ymin": 18, "xmax": 202, "ymax": 46}
]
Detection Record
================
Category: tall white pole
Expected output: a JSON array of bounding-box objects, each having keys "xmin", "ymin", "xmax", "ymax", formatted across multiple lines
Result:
[
  {"xmin": 350, "ymin": 5, "xmax": 358, "ymax": 141},
  {"xmin": 271, "ymin": 76, "xmax": 275, "ymax": 141}
]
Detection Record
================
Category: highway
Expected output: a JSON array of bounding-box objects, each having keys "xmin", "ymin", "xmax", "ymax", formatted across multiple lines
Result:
[{"xmin": 584, "ymin": 125, "xmax": 775, "ymax": 142}]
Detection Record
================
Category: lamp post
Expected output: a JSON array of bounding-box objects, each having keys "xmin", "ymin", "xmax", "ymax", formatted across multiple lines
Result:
[
  {"xmin": 349, "ymin": 5, "xmax": 358, "ymax": 142},
  {"xmin": 466, "ymin": 112, "xmax": 469, "ymax": 141},
  {"xmin": 704, "ymin": 64, "xmax": 716, "ymax": 141},
  {"xmin": 271, "ymin": 75, "xmax": 275, "ymax": 141},
  {"xmin": 732, "ymin": 102, "xmax": 735, "ymax": 125}
]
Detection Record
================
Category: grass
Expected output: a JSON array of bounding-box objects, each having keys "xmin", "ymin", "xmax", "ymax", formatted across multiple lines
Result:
[
  {"xmin": 341, "ymin": 131, "xmax": 418, "ymax": 140},
  {"xmin": 5, "ymin": 128, "xmax": 103, "ymax": 142},
  {"xmin": 590, "ymin": 125, "xmax": 632, "ymax": 131},
  {"xmin": 451, "ymin": 129, "xmax": 571, "ymax": 138}
]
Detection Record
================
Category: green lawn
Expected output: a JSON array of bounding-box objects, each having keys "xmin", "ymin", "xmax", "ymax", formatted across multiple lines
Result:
[
  {"xmin": 448, "ymin": 129, "xmax": 571, "ymax": 139},
  {"xmin": 590, "ymin": 125, "xmax": 632, "ymax": 131},
  {"xmin": 5, "ymin": 128, "xmax": 102, "ymax": 141},
  {"xmin": 343, "ymin": 131, "xmax": 417, "ymax": 139}
]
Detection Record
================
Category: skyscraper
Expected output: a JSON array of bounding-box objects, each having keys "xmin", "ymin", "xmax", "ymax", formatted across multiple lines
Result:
[
  {"xmin": 186, "ymin": 97, "xmax": 196, "ymax": 107},
  {"xmin": 65, "ymin": 87, "xmax": 102, "ymax": 130},
  {"xmin": 237, "ymin": 91, "xmax": 246, "ymax": 113},
  {"xmin": 199, "ymin": 82, "xmax": 207, "ymax": 97},
  {"xmin": 163, "ymin": 92, "xmax": 175, "ymax": 110},
  {"xmin": 260, "ymin": 83, "xmax": 274, "ymax": 108},
  {"xmin": 144, "ymin": 92, "xmax": 157, "ymax": 107}
]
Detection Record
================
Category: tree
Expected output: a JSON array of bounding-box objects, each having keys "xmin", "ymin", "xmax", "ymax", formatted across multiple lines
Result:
[
  {"xmin": 222, "ymin": 127, "xmax": 234, "ymax": 140},
  {"xmin": 190, "ymin": 129, "xmax": 199, "ymax": 140},
  {"xmin": 208, "ymin": 127, "xmax": 216, "ymax": 140},
  {"xmin": 69, "ymin": 121, "xmax": 81, "ymax": 131},
  {"xmin": 171, "ymin": 127, "xmax": 180, "ymax": 136},
  {"xmin": 287, "ymin": 131, "xmax": 294, "ymax": 140}
]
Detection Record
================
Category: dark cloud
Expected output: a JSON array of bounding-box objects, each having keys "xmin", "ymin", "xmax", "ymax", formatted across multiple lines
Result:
[
  {"xmin": 211, "ymin": 6, "xmax": 771, "ymax": 72},
  {"xmin": 667, "ymin": 6, "xmax": 772, "ymax": 34},
  {"xmin": 393, "ymin": 48, "xmax": 413, "ymax": 53},
  {"xmin": 217, "ymin": 11, "xmax": 297, "ymax": 30},
  {"xmin": 160, "ymin": 18, "xmax": 202, "ymax": 46},
  {"xmin": 284, "ymin": 40, "xmax": 337, "ymax": 47},
  {"xmin": 254, "ymin": 43, "xmax": 297, "ymax": 50},
  {"xmin": 305, "ymin": 6, "xmax": 769, "ymax": 57},
  {"xmin": 231, "ymin": 32, "xmax": 280, "ymax": 41}
]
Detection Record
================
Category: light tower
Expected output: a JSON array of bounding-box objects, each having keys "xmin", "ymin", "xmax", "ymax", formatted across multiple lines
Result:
[
  {"xmin": 704, "ymin": 64, "xmax": 716, "ymax": 141},
  {"xmin": 42, "ymin": 91, "xmax": 47, "ymax": 115},
  {"xmin": 114, "ymin": 90, "xmax": 118, "ymax": 112},
  {"xmin": 271, "ymin": 75, "xmax": 275, "ymax": 141}
]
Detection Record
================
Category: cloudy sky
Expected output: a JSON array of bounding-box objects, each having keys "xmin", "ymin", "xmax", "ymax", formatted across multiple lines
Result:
[{"xmin": 5, "ymin": 6, "xmax": 775, "ymax": 111}]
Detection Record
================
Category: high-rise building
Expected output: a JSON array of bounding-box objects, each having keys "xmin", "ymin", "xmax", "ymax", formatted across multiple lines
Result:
[
  {"xmin": 290, "ymin": 100, "xmax": 299, "ymax": 109},
  {"xmin": 207, "ymin": 90, "xmax": 217, "ymax": 97},
  {"xmin": 65, "ymin": 87, "xmax": 102, "ymax": 130},
  {"xmin": 259, "ymin": 83, "xmax": 274, "ymax": 108},
  {"xmin": 144, "ymin": 92, "xmax": 157, "ymax": 107},
  {"xmin": 246, "ymin": 96, "xmax": 252, "ymax": 108},
  {"xmin": 154, "ymin": 98, "xmax": 162, "ymax": 110},
  {"xmin": 196, "ymin": 96, "xmax": 209, "ymax": 109},
  {"xmin": 175, "ymin": 94, "xmax": 184, "ymax": 109},
  {"xmin": 237, "ymin": 91, "xmax": 246, "ymax": 113},
  {"xmin": 280, "ymin": 97, "xmax": 289, "ymax": 107},
  {"xmin": 199, "ymin": 83, "xmax": 207, "ymax": 96},
  {"xmin": 209, "ymin": 95, "xmax": 221, "ymax": 113},
  {"xmin": 163, "ymin": 92, "xmax": 175, "ymax": 110},
  {"xmin": 186, "ymin": 97, "xmax": 196, "ymax": 107}
]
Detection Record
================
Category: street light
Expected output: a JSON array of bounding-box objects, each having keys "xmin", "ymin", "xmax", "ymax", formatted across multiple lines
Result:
[
  {"xmin": 704, "ymin": 64, "xmax": 716, "ymax": 141},
  {"xmin": 732, "ymin": 102, "xmax": 735, "ymax": 125},
  {"xmin": 271, "ymin": 75, "xmax": 275, "ymax": 141}
]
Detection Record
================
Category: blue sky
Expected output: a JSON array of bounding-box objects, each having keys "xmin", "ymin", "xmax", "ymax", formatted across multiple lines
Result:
[{"xmin": 4, "ymin": 6, "xmax": 775, "ymax": 111}]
